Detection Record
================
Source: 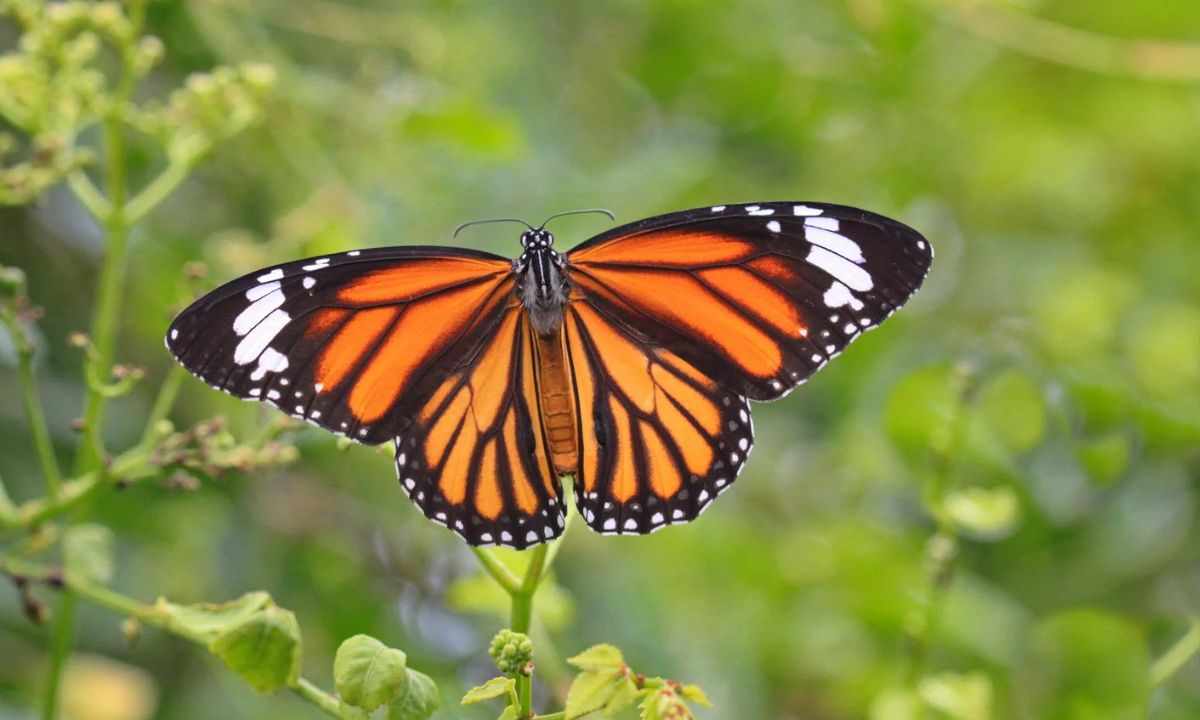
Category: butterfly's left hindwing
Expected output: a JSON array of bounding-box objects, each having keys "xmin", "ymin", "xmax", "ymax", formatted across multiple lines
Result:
[
  {"xmin": 166, "ymin": 247, "xmax": 515, "ymax": 444},
  {"xmin": 563, "ymin": 301, "xmax": 753, "ymax": 535}
]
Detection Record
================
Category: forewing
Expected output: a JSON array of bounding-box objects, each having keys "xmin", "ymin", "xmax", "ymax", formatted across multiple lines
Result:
[
  {"xmin": 566, "ymin": 202, "xmax": 932, "ymax": 401},
  {"xmin": 166, "ymin": 247, "xmax": 515, "ymax": 444},
  {"xmin": 564, "ymin": 302, "xmax": 753, "ymax": 535},
  {"xmin": 395, "ymin": 309, "xmax": 565, "ymax": 548}
]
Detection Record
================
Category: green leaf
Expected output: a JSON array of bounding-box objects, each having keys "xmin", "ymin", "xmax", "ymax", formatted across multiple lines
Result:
[
  {"xmin": 638, "ymin": 686, "xmax": 694, "ymax": 720},
  {"xmin": 973, "ymin": 370, "xmax": 1046, "ymax": 455},
  {"xmin": 387, "ymin": 669, "xmax": 440, "ymax": 720},
  {"xmin": 154, "ymin": 592, "xmax": 272, "ymax": 642},
  {"xmin": 885, "ymin": 363, "xmax": 959, "ymax": 457},
  {"xmin": 943, "ymin": 486, "xmax": 1020, "ymax": 539},
  {"xmin": 210, "ymin": 604, "xmax": 302, "ymax": 692},
  {"xmin": 567, "ymin": 644, "xmax": 625, "ymax": 672},
  {"xmin": 497, "ymin": 707, "xmax": 519, "ymax": 720},
  {"xmin": 605, "ymin": 678, "xmax": 640, "ymax": 716},
  {"xmin": 565, "ymin": 669, "xmax": 622, "ymax": 718},
  {"xmin": 1022, "ymin": 609, "xmax": 1150, "ymax": 719},
  {"xmin": 63, "ymin": 523, "xmax": 114, "ymax": 585},
  {"xmin": 918, "ymin": 672, "xmax": 992, "ymax": 720},
  {"xmin": 334, "ymin": 634, "xmax": 408, "ymax": 711},
  {"xmin": 679, "ymin": 684, "xmax": 712, "ymax": 708},
  {"xmin": 462, "ymin": 676, "xmax": 514, "ymax": 705}
]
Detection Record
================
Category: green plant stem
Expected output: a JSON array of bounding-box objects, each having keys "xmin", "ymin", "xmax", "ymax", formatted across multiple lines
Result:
[
  {"xmin": 293, "ymin": 677, "xmax": 349, "ymax": 719},
  {"xmin": 75, "ymin": 116, "xmax": 129, "ymax": 474},
  {"xmin": 3, "ymin": 556, "xmax": 351, "ymax": 719},
  {"xmin": 41, "ymin": 592, "xmax": 76, "ymax": 720},
  {"xmin": 1, "ymin": 309, "xmax": 62, "ymax": 498},
  {"xmin": 138, "ymin": 366, "xmax": 186, "ymax": 447},
  {"xmin": 126, "ymin": 159, "xmax": 194, "ymax": 226},
  {"xmin": 66, "ymin": 171, "xmax": 111, "ymax": 219},
  {"xmin": 512, "ymin": 543, "xmax": 549, "ymax": 719},
  {"xmin": 1151, "ymin": 619, "xmax": 1200, "ymax": 687},
  {"xmin": 471, "ymin": 547, "xmax": 521, "ymax": 594}
]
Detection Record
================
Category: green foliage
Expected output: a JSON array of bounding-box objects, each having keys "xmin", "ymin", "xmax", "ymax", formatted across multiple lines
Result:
[
  {"xmin": 334, "ymin": 634, "xmax": 408, "ymax": 711},
  {"xmin": 210, "ymin": 603, "xmax": 302, "ymax": 693},
  {"xmin": 3, "ymin": 0, "xmax": 1200, "ymax": 718}
]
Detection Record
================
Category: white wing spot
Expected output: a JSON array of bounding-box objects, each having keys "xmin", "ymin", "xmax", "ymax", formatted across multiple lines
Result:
[
  {"xmin": 267, "ymin": 389, "xmax": 281, "ymax": 400},
  {"xmin": 747, "ymin": 206, "xmax": 775, "ymax": 216},
  {"xmin": 710, "ymin": 205, "xmax": 726, "ymax": 212},
  {"xmin": 807, "ymin": 247, "xmax": 873, "ymax": 291},
  {"xmin": 812, "ymin": 353, "xmax": 822, "ymax": 362},
  {"xmin": 917, "ymin": 240, "xmax": 926, "ymax": 250},
  {"xmin": 480, "ymin": 532, "xmax": 493, "ymax": 542},
  {"xmin": 651, "ymin": 512, "xmax": 664, "ymax": 524},
  {"xmin": 348, "ymin": 250, "xmax": 361, "ymax": 256},
  {"xmin": 311, "ymin": 410, "xmax": 321, "ymax": 419},
  {"xmin": 698, "ymin": 489, "xmax": 710, "ymax": 504},
  {"xmin": 624, "ymin": 518, "xmax": 638, "ymax": 531},
  {"xmin": 526, "ymin": 530, "xmax": 538, "ymax": 543},
  {"xmin": 766, "ymin": 220, "xmax": 781, "ymax": 233},
  {"xmin": 730, "ymin": 452, "xmax": 740, "ymax": 464},
  {"xmin": 169, "ymin": 329, "xmax": 179, "ymax": 341},
  {"xmin": 234, "ymin": 309, "xmax": 291, "ymax": 365},
  {"xmin": 235, "ymin": 285, "xmax": 284, "ymax": 335},
  {"xmin": 256, "ymin": 268, "xmax": 284, "ymax": 283},
  {"xmin": 249, "ymin": 346, "xmax": 289, "ymax": 380},
  {"xmin": 825, "ymin": 280, "xmax": 864, "ymax": 312},
  {"xmin": 501, "ymin": 531, "xmax": 513, "ymax": 542},
  {"xmin": 738, "ymin": 437, "xmax": 749, "ymax": 451},
  {"xmin": 806, "ymin": 226, "xmax": 864, "ymax": 263},
  {"xmin": 793, "ymin": 205, "xmax": 822, "ymax": 216},
  {"xmin": 673, "ymin": 509, "xmax": 685, "ymax": 520},
  {"xmin": 302, "ymin": 276, "xmax": 316, "ymax": 290},
  {"xmin": 249, "ymin": 388, "xmax": 262, "ymax": 396},
  {"xmin": 301, "ymin": 258, "xmax": 331, "ymax": 271},
  {"xmin": 603, "ymin": 518, "xmax": 617, "ymax": 531},
  {"xmin": 844, "ymin": 322, "xmax": 857, "ymax": 335}
]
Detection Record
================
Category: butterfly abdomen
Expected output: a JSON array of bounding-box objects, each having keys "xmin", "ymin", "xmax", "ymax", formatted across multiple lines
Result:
[{"xmin": 533, "ymin": 328, "xmax": 579, "ymax": 474}]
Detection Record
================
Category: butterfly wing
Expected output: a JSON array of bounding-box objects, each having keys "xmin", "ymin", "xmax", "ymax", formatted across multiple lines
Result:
[
  {"xmin": 563, "ymin": 201, "xmax": 931, "ymax": 534},
  {"xmin": 563, "ymin": 301, "xmax": 753, "ymax": 534},
  {"xmin": 395, "ymin": 308, "xmax": 565, "ymax": 547},
  {"xmin": 166, "ymin": 247, "xmax": 516, "ymax": 444},
  {"xmin": 566, "ymin": 202, "xmax": 932, "ymax": 401}
]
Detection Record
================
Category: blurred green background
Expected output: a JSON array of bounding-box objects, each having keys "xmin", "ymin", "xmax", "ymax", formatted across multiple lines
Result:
[{"xmin": 2, "ymin": 0, "xmax": 1199, "ymax": 718}]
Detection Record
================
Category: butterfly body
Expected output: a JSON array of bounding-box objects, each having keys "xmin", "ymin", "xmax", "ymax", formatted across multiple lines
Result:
[{"xmin": 167, "ymin": 202, "xmax": 932, "ymax": 548}]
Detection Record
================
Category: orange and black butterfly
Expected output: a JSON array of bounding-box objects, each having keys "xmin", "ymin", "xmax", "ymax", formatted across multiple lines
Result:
[{"xmin": 167, "ymin": 202, "xmax": 932, "ymax": 548}]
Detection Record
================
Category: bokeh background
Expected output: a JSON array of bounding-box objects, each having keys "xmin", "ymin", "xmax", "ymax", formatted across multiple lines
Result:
[{"xmin": 3, "ymin": 1, "xmax": 1200, "ymax": 718}]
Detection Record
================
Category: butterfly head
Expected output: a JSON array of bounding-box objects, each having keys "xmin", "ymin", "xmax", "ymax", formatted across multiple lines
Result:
[{"xmin": 520, "ymin": 228, "xmax": 555, "ymax": 250}]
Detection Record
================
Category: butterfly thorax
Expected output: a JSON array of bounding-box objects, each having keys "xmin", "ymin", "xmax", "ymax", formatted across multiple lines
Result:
[{"xmin": 515, "ymin": 229, "xmax": 569, "ymax": 337}]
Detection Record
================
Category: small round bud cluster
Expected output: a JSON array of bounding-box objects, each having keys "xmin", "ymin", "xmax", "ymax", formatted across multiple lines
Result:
[{"xmin": 488, "ymin": 629, "xmax": 533, "ymax": 676}]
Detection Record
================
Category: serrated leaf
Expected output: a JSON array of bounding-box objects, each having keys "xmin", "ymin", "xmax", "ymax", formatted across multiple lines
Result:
[
  {"xmin": 334, "ymin": 634, "xmax": 408, "ymax": 711},
  {"xmin": 210, "ymin": 604, "xmax": 301, "ymax": 692},
  {"xmin": 387, "ymin": 668, "xmax": 440, "ymax": 720},
  {"xmin": 154, "ymin": 592, "xmax": 272, "ymax": 642},
  {"xmin": 565, "ymin": 669, "xmax": 621, "ymax": 718},
  {"xmin": 462, "ymin": 676, "xmax": 514, "ymax": 705},
  {"xmin": 63, "ymin": 524, "xmax": 114, "ymax": 585},
  {"xmin": 679, "ymin": 684, "xmax": 712, "ymax": 708},
  {"xmin": 567, "ymin": 644, "xmax": 624, "ymax": 672}
]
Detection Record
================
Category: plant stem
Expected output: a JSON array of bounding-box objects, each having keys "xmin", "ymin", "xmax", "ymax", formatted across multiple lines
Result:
[
  {"xmin": 471, "ymin": 547, "xmax": 521, "ymax": 594},
  {"xmin": 511, "ymin": 543, "xmax": 549, "ymax": 719},
  {"xmin": 3, "ymin": 556, "xmax": 351, "ymax": 719},
  {"xmin": 1151, "ymin": 618, "xmax": 1200, "ymax": 687},
  {"xmin": 125, "ymin": 159, "xmax": 193, "ymax": 226},
  {"xmin": 41, "ymin": 592, "xmax": 76, "ymax": 720},
  {"xmin": 75, "ymin": 114, "xmax": 129, "ymax": 474},
  {"xmin": 1, "ymin": 308, "xmax": 63, "ymax": 498},
  {"xmin": 293, "ymin": 677, "xmax": 349, "ymax": 719}
]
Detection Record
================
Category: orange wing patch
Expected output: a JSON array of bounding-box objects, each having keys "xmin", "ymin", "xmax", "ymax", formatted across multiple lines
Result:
[
  {"xmin": 338, "ymin": 257, "xmax": 508, "ymax": 304},
  {"xmin": 573, "ymin": 266, "xmax": 784, "ymax": 379},
  {"xmin": 569, "ymin": 230, "xmax": 754, "ymax": 266}
]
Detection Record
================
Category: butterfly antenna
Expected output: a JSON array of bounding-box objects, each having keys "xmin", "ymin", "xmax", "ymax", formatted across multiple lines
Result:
[
  {"xmin": 538, "ymin": 208, "xmax": 616, "ymax": 229},
  {"xmin": 452, "ymin": 217, "xmax": 535, "ymax": 239}
]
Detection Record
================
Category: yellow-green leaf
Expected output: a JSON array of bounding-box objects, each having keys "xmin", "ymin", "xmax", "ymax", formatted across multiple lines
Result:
[
  {"xmin": 462, "ymin": 676, "xmax": 514, "ymax": 705},
  {"xmin": 567, "ymin": 644, "xmax": 624, "ymax": 672},
  {"xmin": 387, "ymin": 669, "xmax": 440, "ymax": 720},
  {"xmin": 63, "ymin": 524, "xmax": 114, "ymax": 585},
  {"xmin": 565, "ymin": 669, "xmax": 623, "ymax": 719}
]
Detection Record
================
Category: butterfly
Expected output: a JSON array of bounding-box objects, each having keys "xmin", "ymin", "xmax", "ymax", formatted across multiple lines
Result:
[{"xmin": 167, "ymin": 202, "xmax": 932, "ymax": 548}]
